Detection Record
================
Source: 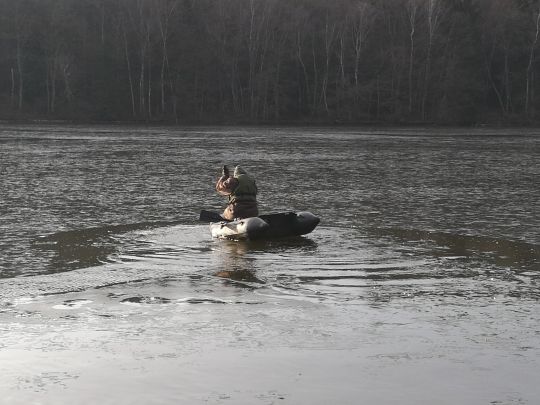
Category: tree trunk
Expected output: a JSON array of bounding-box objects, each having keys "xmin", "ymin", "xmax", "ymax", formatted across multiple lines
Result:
[
  {"xmin": 248, "ymin": 0, "xmax": 256, "ymax": 119},
  {"xmin": 46, "ymin": 67, "xmax": 50, "ymax": 114},
  {"xmin": 422, "ymin": 0, "xmax": 442, "ymax": 121},
  {"xmin": 16, "ymin": 33, "xmax": 23, "ymax": 111},
  {"xmin": 296, "ymin": 31, "xmax": 310, "ymax": 113},
  {"xmin": 321, "ymin": 15, "xmax": 335, "ymax": 115},
  {"xmin": 123, "ymin": 27, "xmax": 136, "ymax": 118},
  {"xmin": 157, "ymin": 1, "xmax": 177, "ymax": 117},
  {"xmin": 273, "ymin": 53, "xmax": 282, "ymax": 121},
  {"xmin": 50, "ymin": 57, "xmax": 57, "ymax": 113},
  {"xmin": 484, "ymin": 43, "xmax": 507, "ymax": 116},
  {"xmin": 311, "ymin": 35, "xmax": 319, "ymax": 115},
  {"xmin": 337, "ymin": 28, "xmax": 346, "ymax": 114},
  {"xmin": 526, "ymin": 7, "xmax": 540, "ymax": 116},
  {"xmin": 62, "ymin": 60, "xmax": 72, "ymax": 106},
  {"xmin": 160, "ymin": 50, "xmax": 166, "ymax": 115},
  {"xmin": 11, "ymin": 68, "xmax": 15, "ymax": 108},
  {"xmin": 147, "ymin": 54, "xmax": 152, "ymax": 120},
  {"xmin": 230, "ymin": 54, "xmax": 240, "ymax": 115},
  {"xmin": 407, "ymin": 0, "xmax": 418, "ymax": 116},
  {"xmin": 101, "ymin": 1, "xmax": 105, "ymax": 45},
  {"xmin": 504, "ymin": 46, "xmax": 511, "ymax": 113},
  {"xmin": 351, "ymin": 2, "xmax": 375, "ymax": 112},
  {"xmin": 139, "ymin": 53, "xmax": 145, "ymax": 116}
]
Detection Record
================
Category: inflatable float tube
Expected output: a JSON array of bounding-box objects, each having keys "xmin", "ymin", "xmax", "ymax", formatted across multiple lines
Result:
[{"xmin": 199, "ymin": 210, "xmax": 320, "ymax": 240}]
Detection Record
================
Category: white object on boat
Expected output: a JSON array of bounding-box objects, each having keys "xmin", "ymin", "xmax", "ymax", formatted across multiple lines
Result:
[{"xmin": 210, "ymin": 217, "xmax": 270, "ymax": 240}]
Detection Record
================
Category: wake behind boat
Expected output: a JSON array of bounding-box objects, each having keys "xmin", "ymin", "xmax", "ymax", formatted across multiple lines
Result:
[{"xmin": 199, "ymin": 210, "xmax": 320, "ymax": 240}]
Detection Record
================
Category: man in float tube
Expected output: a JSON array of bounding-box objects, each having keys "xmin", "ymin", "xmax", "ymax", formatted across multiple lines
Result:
[{"xmin": 216, "ymin": 165, "xmax": 258, "ymax": 220}]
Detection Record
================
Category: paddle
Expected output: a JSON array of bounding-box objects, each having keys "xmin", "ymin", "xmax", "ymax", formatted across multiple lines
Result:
[{"xmin": 199, "ymin": 210, "xmax": 228, "ymax": 222}]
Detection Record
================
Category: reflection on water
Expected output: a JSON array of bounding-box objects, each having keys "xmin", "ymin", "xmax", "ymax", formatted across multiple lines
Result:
[
  {"xmin": 30, "ymin": 220, "xmax": 184, "ymax": 275},
  {"xmin": 214, "ymin": 269, "xmax": 262, "ymax": 283},
  {"xmin": 212, "ymin": 239, "xmax": 261, "ymax": 283},
  {"xmin": 370, "ymin": 227, "xmax": 540, "ymax": 272},
  {"xmin": 212, "ymin": 237, "xmax": 317, "ymax": 283}
]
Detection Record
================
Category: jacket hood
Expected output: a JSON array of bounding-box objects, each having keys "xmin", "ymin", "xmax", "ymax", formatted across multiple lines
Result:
[{"xmin": 233, "ymin": 165, "xmax": 248, "ymax": 177}]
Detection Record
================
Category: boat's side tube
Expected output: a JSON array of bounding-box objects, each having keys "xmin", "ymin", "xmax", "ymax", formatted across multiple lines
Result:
[
  {"xmin": 210, "ymin": 217, "xmax": 269, "ymax": 240},
  {"xmin": 293, "ymin": 212, "xmax": 320, "ymax": 235}
]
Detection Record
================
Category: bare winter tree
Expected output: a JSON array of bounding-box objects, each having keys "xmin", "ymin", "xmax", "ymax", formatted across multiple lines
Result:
[{"xmin": 526, "ymin": 1, "xmax": 540, "ymax": 116}]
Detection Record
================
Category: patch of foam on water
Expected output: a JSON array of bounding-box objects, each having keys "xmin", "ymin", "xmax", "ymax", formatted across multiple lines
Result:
[{"xmin": 52, "ymin": 299, "xmax": 93, "ymax": 310}]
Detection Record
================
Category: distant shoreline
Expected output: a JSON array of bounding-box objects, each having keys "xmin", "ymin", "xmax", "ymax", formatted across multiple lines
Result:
[{"xmin": 1, "ymin": 117, "xmax": 539, "ymax": 129}]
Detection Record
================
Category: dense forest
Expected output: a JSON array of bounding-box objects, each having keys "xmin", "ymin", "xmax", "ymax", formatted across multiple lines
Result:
[{"xmin": 1, "ymin": 0, "xmax": 540, "ymax": 125}]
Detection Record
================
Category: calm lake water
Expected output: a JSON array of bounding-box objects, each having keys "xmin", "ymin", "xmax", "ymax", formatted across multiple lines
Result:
[{"xmin": 1, "ymin": 124, "xmax": 539, "ymax": 404}]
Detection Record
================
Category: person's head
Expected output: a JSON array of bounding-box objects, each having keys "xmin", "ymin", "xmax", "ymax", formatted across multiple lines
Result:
[{"xmin": 233, "ymin": 165, "xmax": 247, "ymax": 177}]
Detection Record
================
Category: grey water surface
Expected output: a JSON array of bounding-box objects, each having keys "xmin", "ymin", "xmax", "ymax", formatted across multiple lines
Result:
[{"xmin": 0, "ymin": 125, "xmax": 539, "ymax": 404}]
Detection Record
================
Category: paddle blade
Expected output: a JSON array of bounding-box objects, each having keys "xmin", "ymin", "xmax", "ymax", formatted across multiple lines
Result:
[{"xmin": 199, "ymin": 210, "xmax": 226, "ymax": 222}]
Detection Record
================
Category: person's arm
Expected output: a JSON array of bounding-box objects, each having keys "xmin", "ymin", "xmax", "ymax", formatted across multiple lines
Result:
[{"xmin": 216, "ymin": 176, "xmax": 238, "ymax": 196}]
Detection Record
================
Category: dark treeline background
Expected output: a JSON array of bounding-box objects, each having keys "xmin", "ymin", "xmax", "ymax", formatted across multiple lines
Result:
[{"xmin": 2, "ymin": 0, "xmax": 540, "ymax": 125}]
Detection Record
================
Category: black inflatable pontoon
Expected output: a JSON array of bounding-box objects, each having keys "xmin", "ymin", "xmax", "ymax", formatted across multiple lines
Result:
[{"xmin": 199, "ymin": 210, "xmax": 320, "ymax": 240}]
